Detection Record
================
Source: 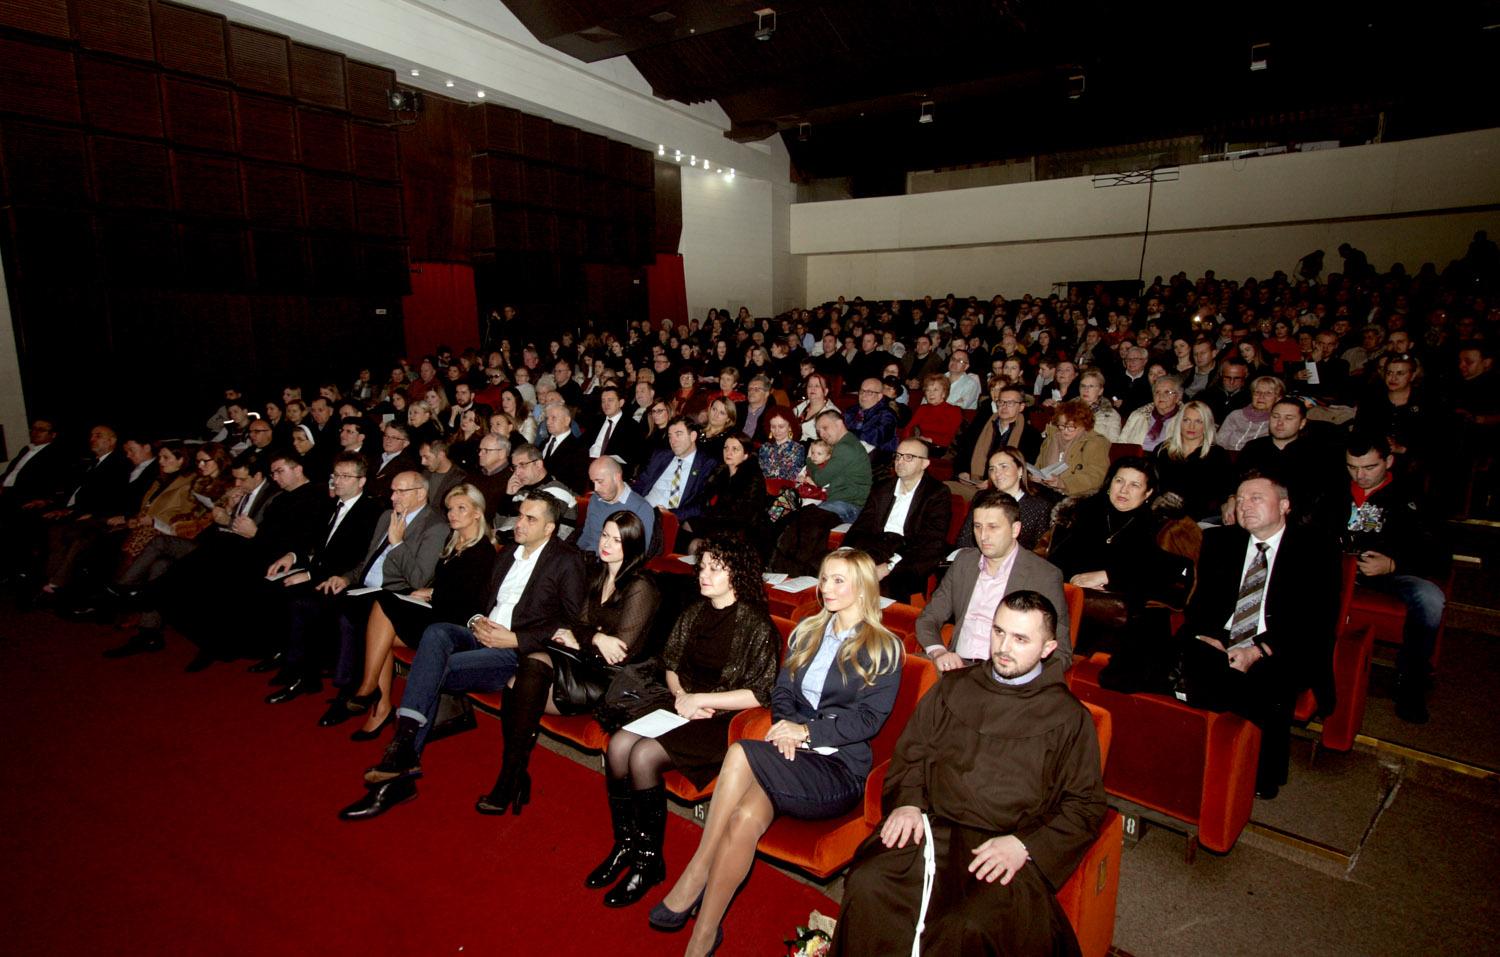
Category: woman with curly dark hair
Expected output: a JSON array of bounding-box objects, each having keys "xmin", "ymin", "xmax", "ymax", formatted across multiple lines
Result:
[{"xmin": 586, "ymin": 535, "xmax": 779, "ymax": 909}]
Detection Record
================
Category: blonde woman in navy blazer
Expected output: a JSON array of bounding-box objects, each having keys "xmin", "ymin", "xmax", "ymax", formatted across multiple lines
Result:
[{"xmin": 647, "ymin": 547, "xmax": 904, "ymax": 957}]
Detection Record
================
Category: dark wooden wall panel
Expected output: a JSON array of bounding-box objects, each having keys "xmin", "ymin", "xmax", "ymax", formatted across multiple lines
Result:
[
  {"xmin": 296, "ymin": 109, "xmax": 349, "ymax": 172},
  {"xmin": 303, "ymin": 171, "xmax": 354, "ymax": 231},
  {"xmin": 79, "ymin": 56, "xmax": 163, "ymax": 138},
  {"xmin": 235, "ymin": 95, "xmax": 296, "ymax": 162},
  {"xmin": 552, "ymin": 125, "xmax": 578, "ymax": 169},
  {"xmin": 4, "ymin": 208, "xmax": 96, "ymax": 286},
  {"xmin": 520, "ymin": 164, "xmax": 553, "ymax": 209},
  {"xmin": 162, "ymin": 77, "xmax": 235, "ymax": 151},
  {"xmin": 0, "ymin": 40, "xmax": 81, "ymax": 123},
  {"xmin": 472, "ymin": 104, "xmax": 521, "ymax": 155},
  {"xmin": 177, "ymin": 222, "xmax": 244, "ymax": 288},
  {"xmin": 241, "ymin": 161, "xmax": 303, "ymax": 227},
  {"xmin": 75, "ymin": 0, "xmax": 155, "ymax": 61},
  {"xmin": 518, "ymin": 114, "xmax": 552, "ymax": 162},
  {"xmin": 355, "ymin": 181, "xmax": 403, "ymax": 237},
  {"xmin": 0, "ymin": 0, "xmax": 72, "ymax": 38},
  {"xmin": 290, "ymin": 43, "xmax": 346, "ymax": 110},
  {"xmin": 152, "ymin": 2, "xmax": 228, "ymax": 80},
  {"xmin": 346, "ymin": 61, "xmax": 394, "ymax": 122},
  {"xmin": 360, "ymin": 242, "xmax": 409, "ymax": 295},
  {"xmin": 350, "ymin": 123, "xmax": 398, "ymax": 182},
  {"xmin": 97, "ymin": 215, "xmax": 177, "ymax": 284},
  {"xmin": 249, "ymin": 228, "xmax": 306, "ymax": 290},
  {"xmin": 91, "ymin": 135, "xmax": 171, "ymax": 208},
  {"xmin": 654, "ymin": 160, "xmax": 681, "ymax": 252},
  {"xmin": 0, "ymin": 121, "xmax": 91, "ymax": 206},
  {"xmin": 577, "ymin": 131, "xmax": 606, "ymax": 174},
  {"xmin": 172, "ymin": 150, "xmax": 241, "ymax": 217},
  {"xmin": 308, "ymin": 234, "xmax": 357, "ymax": 291},
  {"xmin": 227, "ymin": 23, "xmax": 290, "ymax": 96},
  {"xmin": 471, "ymin": 203, "xmax": 494, "ymax": 250},
  {"xmin": 401, "ymin": 94, "xmax": 469, "ymax": 262}
]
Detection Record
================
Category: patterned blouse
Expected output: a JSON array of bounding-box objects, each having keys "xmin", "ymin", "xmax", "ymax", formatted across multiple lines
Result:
[{"xmin": 758, "ymin": 439, "xmax": 807, "ymax": 480}]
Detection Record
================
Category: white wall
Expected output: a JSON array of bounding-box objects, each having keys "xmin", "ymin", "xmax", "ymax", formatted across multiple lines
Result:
[
  {"xmin": 796, "ymin": 129, "xmax": 1500, "ymax": 301},
  {"xmin": 0, "ymin": 247, "xmax": 27, "ymax": 464}
]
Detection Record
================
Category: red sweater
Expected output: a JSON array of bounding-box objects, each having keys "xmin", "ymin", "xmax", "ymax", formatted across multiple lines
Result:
[{"xmin": 902, "ymin": 402, "xmax": 963, "ymax": 449}]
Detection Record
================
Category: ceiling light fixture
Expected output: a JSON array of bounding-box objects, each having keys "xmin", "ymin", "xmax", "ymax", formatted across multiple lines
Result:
[
  {"xmin": 476, "ymin": 90, "xmax": 486, "ymax": 98},
  {"xmin": 1067, "ymin": 73, "xmax": 1085, "ymax": 99},
  {"xmin": 918, "ymin": 100, "xmax": 934, "ymax": 124},
  {"xmin": 798, "ymin": 122, "xmax": 811, "ymax": 142},
  {"xmin": 445, "ymin": 80, "xmax": 454, "ymax": 88},
  {"xmin": 410, "ymin": 69, "xmax": 420, "ymax": 77},
  {"xmin": 754, "ymin": 8, "xmax": 776, "ymax": 41}
]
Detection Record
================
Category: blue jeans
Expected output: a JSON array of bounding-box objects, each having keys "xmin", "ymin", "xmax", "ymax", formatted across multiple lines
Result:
[
  {"xmin": 1360, "ymin": 574, "xmax": 1445, "ymax": 681},
  {"xmin": 818, "ymin": 499, "xmax": 862, "ymax": 524},
  {"xmin": 397, "ymin": 622, "xmax": 519, "ymax": 750}
]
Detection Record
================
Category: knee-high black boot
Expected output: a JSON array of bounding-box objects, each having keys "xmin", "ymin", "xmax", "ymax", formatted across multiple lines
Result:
[
  {"xmin": 586, "ymin": 775, "xmax": 636, "ymax": 888},
  {"xmin": 603, "ymin": 784, "xmax": 667, "ymax": 907},
  {"xmin": 476, "ymin": 657, "xmax": 553, "ymax": 815}
]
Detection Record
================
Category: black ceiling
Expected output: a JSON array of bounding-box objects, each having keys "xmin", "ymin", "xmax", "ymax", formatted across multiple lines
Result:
[{"xmin": 501, "ymin": 1, "xmax": 1500, "ymax": 190}]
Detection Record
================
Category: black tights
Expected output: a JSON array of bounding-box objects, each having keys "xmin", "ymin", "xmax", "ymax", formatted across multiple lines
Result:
[{"xmin": 605, "ymin": 730, "xmax": 674, "ymax": 790}]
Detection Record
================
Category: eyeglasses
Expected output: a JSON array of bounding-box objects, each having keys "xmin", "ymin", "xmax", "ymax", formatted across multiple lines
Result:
[
  {"xmin": 332, "ymin": 471, "xmax": 362, "ymax": 480},
  {"xmin": 997, "ymin": 399, "xmax": 1024, "ymax": 407},
  {"xmin": 893, "ymin": 452, "xmax": 928, "ymax": 462},
  {"xmin": 390, "ymin": 486, "xmax": 422, "ymax": 495},
  {"xmin": 479, "ymin": 446, "xmax": 503, "ymax": 454},
  {"xmin": 514, "ymin": 458, "xmax": 539, "ymax": 467},
  {"xmin": 858, "ymin": 388, "xmax": 882, "ymax": 396}
]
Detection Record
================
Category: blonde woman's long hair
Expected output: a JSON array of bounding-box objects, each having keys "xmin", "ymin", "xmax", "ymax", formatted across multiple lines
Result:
[
  {"xmin": 1160, "ymin": 400, "xmax": 1217, "ymax": 460},
  {"xmin": 441, "ymin": 484, "xmax": 496, "ymax": 557},
  {"xmin": 783, "ymin": 548, "xmax": 903, "ymax": 687}
]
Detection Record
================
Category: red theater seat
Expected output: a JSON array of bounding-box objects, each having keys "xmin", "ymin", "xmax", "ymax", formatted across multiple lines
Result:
[
  {"xmin": 1291, "ymin": 555, "xmax": 1372, "ymax": 751},
  {"xmin": 1068, "ymin": 653, "xmax": 1260, "ymax": 854},
  {"xmin": 1108, "ymin": 443, "xmax": 1142, "ymax": 463}
]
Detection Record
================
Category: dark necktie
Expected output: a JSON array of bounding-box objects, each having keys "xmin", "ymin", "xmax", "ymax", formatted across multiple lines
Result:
[
  {"xmin": 1230, "ymin": 542, "xmax": 1270, "ymax": 644},
  {"xmin": 326, "ymin": 499, "xmax": 345, "ymax": 546},
  {"xmin": 601, "ymin": 417, "xmax": 615, "ymax": 451}
]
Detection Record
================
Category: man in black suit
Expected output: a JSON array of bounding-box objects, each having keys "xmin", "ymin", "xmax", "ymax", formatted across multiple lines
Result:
[
  {"xmin": 35, "ymin": 426, "xmax": 143, "ymax": 599},
  {"xmin": 551, "ymin": 357, "xmax": 584, "ymax": 408},
  {"xmin": 915, "ymin": 491, "xmax": 1071, "ymax": 670},
  {"xmin": 258, "ymin": 452, "xmax": 386, "ymax": 702},
  {"xmin": 367, "ymin": 421, "xmax": 420, "ymax": 505},
  {"xmin": 340, "ymin": 489, "xmax": 586, "ymax": 820},
  {"xmin": 1198, "ymin": 357, "xmax": 1252, "ymax": 425},
  {"xmin": 586, "ymin": 385, "xmax": 643, "ymax": 468},
  {"xmin": 844, "ymin": 439, "xmax": 953, "ymax": 600},
  {"xmin": 1110, "ymin": 346, "xmax": 1153, "ymax": 418},
  {"xmin": 539, "ymin": 402, "xmax": 590, "ymax": 492},
  {"xmin": 632, "ymin": 416, "xmax": 717, "ymax": 538},
  {"xmin": 1180, "ymin": 472, "xmax": 1341, "ymax": 799},
  {"xmin": 0, "ymin": 418, "xmax": 67, "ymax": 507},
  {"xmin": 175, "ymin": 450, "xmax": 324, "ymax": 672}
]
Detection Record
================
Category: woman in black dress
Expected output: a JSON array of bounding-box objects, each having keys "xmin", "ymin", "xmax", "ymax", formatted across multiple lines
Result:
[
  {"xmin": 341, "ymin": 484, "xmax": 498, "ymax": 739},
  {"xmin": 955, "ymin": 446, "xmax": 1054, "ymax": 551},
  {"xmin": 475, "ymin": 511, "xmax": 660, "ymax": 814},
  {"xmin": 588, "ymin": 536, "xmax": 779, "ymax": 909},
  {"xmin": 1153, "ymin": 400, "xmax": 1234, "ymax": 522},
  {"xmin": 680, "ymin": 432, "xmax": 769, "ymax": 552},
  {"xmin": 649, "ymin": 548, "xmax": 903, "ymax": 957}
]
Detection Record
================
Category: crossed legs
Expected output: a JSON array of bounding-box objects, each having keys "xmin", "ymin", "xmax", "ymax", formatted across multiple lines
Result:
[
  {"xmin": 353, "ymin": 602, "xmax": 401, "ymax": 732},
  {"xmin": 660, "ymin": 742, "xmax": 775, "ymax": 957}
]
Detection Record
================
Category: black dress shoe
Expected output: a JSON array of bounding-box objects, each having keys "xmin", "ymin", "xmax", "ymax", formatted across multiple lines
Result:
[
  {"xmin": 1255, "ymin": 784, "xmax": 1280, "ymax": 800},
  {"xmin": 338, "ymin": 777, "xmax": 417, "ymax": 821},
  {"xmin": 103, "ymin": 631, "xmax": 164, "ymax": 659},
  {"xmin": 247, "ymin": 653, "xmax": 285, "ymax": 674},
  {"xmin": 265, "ymin": 675, "xmax": 323, "ymax": 704},
  {"xmin": 184, "ymin": 650, "xmax": 219, "ymax": 673},
  {"xmin": 349, "ymin": 709, "xmax": 395, "ymax": 742},
  {"xmin": 267, "ymin": 667, "xmax": 297, "ymax": 687},
  {"xmin": 318, "ymin": 697, "xmax": 357, "ymax": 727}
]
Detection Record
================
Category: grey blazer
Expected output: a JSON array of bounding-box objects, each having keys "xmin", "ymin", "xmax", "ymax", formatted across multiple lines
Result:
[
  {"xmin": 356, "ymin": 505, "xmax": 450, "ymax": 592},
  {"xmin": 914, "ymin": 546, "xmax": 1071, "ymax": 667}
]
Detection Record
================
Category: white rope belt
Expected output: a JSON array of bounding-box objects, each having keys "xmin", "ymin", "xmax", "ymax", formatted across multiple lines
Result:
[{"xmin": 910, "ymin": 812, "xmax": 937, "ymax": 957}]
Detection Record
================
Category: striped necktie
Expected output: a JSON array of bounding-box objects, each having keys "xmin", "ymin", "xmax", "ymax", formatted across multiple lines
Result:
[{"xmin": 1229, "ymin": 542, "xmax": 1270, "ymax": 644}]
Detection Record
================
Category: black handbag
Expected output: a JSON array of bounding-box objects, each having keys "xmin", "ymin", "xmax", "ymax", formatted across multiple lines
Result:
[
  {"xmin": 544, "ymin": 645, "xmax": 619, "ymax": 716},
  {"xmin": 593, "ymin": 658, "xmax": 676, "ymax": 733}
]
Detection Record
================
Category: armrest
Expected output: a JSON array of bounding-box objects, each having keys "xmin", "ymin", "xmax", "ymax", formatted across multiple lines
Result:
[
  {"xmin": 1199, "ymin": 713, "xmax": 1261, "ymax": 853},
  {"xmin": 731, "ymin": 707, "xmax": 772, "ymax": 745}
]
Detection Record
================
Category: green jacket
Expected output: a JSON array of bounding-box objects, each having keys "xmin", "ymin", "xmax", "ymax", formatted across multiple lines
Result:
[{"xmin": 815, "ymin": 431, "xmax": 872, "ymax": 508}]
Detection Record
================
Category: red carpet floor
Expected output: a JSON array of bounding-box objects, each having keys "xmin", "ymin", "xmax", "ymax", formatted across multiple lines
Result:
[{"xmin": 0, "ymin": 608, "xmax": 836, "ymax": 956}]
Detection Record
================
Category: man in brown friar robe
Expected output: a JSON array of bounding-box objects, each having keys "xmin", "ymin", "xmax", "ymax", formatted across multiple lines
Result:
[{"xmin": 831, "ymin": 590, "xmax": 1105, "ymax": 956}]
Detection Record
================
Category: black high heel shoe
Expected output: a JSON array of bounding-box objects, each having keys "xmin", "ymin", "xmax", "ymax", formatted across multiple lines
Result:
[
  {"xmin": 475, "ymin": 769, "xmax": 531, "ymax": 815},
  {"xmin": 344, "ymin": 687, "xmax": 382, "ymax": 715},
  {"xmin": 349, "ymin": 709, "xmax": 395, "ymax": 742},
  {"xmin": 648, "ymin": 888, "xmax": 704, "ymax": 931}
]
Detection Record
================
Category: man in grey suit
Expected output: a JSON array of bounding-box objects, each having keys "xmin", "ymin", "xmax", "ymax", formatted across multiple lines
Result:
[
  {"xmin": 915, "ymin": 490, "xmax": 1071, "ymax": 671},
  {"xmin": 312, "ymin": 470, "xmax": 453, "ymax": 723}
]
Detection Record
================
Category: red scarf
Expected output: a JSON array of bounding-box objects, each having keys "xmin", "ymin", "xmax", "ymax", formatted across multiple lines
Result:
[{"xmin": 1350, "ymin": 474, "xmax": 1392, "ymax": 507}]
